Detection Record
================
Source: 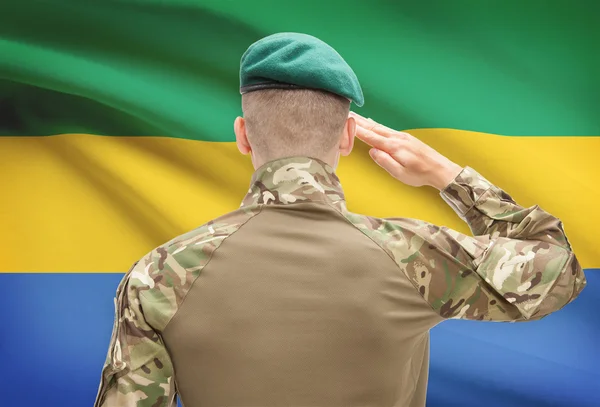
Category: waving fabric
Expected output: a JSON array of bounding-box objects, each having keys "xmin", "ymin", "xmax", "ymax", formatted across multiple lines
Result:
[{"xmin": 0, "ymin": 1, "xmax": 598, "ymax": 406}]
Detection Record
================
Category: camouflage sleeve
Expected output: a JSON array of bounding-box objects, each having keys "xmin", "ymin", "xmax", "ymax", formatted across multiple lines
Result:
[
  {"xmin": 433, "ymin": 166, "xmax": 586, "ymax": 320},
  {"xmin": 440, "ymin": 166, "xmax": 574, "ymax": 250},
  {"xmin": 377, "ymin": 167, "xmax": 586, "ymax": 322},
  {"xmin": 94, "ymin": 260, "xmax": 177, "ymax": 407}
]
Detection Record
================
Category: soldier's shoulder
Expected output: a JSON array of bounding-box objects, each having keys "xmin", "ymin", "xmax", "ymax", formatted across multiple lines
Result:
[
  {"xmin": 121, "ymin": 205, "xmax": 263, "ymax": 329},
  {"xmin": 342, "ymin": 210, "xmax": 476, "ymax": 260},
  {"xmin": 163, "ymin": 205, "xmax": 262, "ymax": 255},
  {"xmin": 127, "ymin": 205, "xmax": 262, "ymax": 286},
  {"xmin": 341, "ymin": 210, "xmax": 462, "ymax": 268},
  {"xmin": 342, "ymin": 210, "xmax": 430, "ymax": 242}
]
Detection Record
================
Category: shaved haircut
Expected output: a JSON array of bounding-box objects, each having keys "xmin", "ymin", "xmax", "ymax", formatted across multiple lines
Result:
[{"xmin": 242, "ymin": 89, "xmax": 350, "ymax": 162}]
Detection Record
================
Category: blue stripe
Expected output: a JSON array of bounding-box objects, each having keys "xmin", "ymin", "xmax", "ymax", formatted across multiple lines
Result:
[{"xmin": 1, "ymin": 271, "xmax": 598, "ymax": 407}]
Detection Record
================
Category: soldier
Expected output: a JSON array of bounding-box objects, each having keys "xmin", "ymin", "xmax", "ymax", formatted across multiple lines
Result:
[{"xmin": 95, "ymin": 33, "xmax": 586, "ymax": 407}]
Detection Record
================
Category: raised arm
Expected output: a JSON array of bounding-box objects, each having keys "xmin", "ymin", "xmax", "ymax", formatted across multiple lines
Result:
[{"xmin": 350, "ymin": 112, "xmax": 586, "ymax": 321}]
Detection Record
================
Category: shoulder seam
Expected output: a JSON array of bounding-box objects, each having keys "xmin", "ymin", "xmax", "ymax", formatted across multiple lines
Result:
[
  {"xmin": 325, "ymin": 203, "xmax": 443, "ymax": 319},
  {"xmin": 143, "ymin": 205, "xmax": 265, "ymax": 332}
]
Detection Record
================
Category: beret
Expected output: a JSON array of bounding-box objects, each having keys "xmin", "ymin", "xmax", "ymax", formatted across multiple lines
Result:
[{"xmin": 240, "ymin": 32, "xmax": 364, "ymax": 107}]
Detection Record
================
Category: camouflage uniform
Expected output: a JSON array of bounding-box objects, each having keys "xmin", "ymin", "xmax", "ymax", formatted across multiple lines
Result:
[{"xmin": 95, "ymin": 156, "xmax": 586, "ymax": 407}]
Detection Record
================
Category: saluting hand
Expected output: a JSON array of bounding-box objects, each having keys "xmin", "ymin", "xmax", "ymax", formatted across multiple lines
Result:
[{"xmin": 350, "ymin": 112, "xmax": 463, "ymax": 191}]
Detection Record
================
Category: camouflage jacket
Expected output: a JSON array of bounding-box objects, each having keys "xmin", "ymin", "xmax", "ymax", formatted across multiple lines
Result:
[{"xmin": 94, "ymin": 156, "xmax": 586, "ymax": 407}]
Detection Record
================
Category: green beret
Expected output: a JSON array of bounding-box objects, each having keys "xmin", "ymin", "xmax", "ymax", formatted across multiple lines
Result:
[{"xmin": 240, "ymin": 32, "xmax": 364, "ymax": 107}]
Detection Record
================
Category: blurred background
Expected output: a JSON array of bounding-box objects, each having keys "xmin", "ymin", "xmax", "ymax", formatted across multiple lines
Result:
[{"xmin": 0, "ymin": 0, "xmax": 598, "ymax": 406}]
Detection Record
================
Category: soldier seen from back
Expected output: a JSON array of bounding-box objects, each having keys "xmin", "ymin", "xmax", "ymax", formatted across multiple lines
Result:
[{"xmin": 95, "ymin": 32, "xmax": 587, "ymax": 407}]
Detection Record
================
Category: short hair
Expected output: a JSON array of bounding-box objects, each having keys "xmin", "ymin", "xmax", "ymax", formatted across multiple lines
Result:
[{"xmin": 242, "ymin": 89, "xmax": 350, "ymax": 162}]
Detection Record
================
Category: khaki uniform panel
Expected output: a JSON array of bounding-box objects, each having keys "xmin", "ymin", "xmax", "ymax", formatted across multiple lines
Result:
[{"xmin": 164, "ymin": 203, "xmax": 440, "ymax": 407}]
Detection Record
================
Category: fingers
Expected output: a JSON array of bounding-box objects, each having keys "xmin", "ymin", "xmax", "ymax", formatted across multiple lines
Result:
[
  {"xmin": 356, "ymin": 125, "xmax": 411, "ymax": 155},
  {"xmin": 369, "ymin": 148, "xmax": 406, "ymax": 179},
  {"xmin": 350, "ymin": 111, "xmax": 411, "ymax": 140},
  {"xmin": 355, "ymin": 125, "xmax": 397, "ymax": 151},
  {"xmin": 350, "ymin": 112, "xmax": 394, "ymax": 138}
]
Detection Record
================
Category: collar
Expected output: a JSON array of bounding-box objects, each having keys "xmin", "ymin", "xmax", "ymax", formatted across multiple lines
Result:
[{"xmin": 241, "ymin": 156, "xmax": 346, "ymax": 211}]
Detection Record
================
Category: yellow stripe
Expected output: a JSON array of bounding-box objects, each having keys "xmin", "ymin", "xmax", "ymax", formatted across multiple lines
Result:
[{"xmin": 1, "ymin": 131, "xmax": 598, "ymax": 272}]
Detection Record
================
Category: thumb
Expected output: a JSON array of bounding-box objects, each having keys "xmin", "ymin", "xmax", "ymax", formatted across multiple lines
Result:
[{"xmin": 369, "ymin": 148, "xmax": 405, "ymax": 178}]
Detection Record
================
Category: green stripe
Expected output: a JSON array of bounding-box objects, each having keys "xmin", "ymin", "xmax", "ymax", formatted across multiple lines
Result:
[{"xmin": 1, "ymin": 0, "xmax": 598, "ymax": 139}]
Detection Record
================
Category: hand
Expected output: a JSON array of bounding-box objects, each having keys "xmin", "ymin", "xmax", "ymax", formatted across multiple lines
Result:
[{"xmin": 350, "ymin": 112, "xmax": 463, "ymax": 191}]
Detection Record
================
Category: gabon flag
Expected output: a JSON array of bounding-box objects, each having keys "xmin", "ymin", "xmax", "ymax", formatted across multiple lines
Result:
[{"xmin": 0, "ymin": 1, "xmax": 598, "ymax": 407}]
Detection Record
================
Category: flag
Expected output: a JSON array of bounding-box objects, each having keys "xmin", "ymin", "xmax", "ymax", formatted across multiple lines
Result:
[{"xmin": 0, "ymin": 1, "xmax": 598, "ymax": 406}]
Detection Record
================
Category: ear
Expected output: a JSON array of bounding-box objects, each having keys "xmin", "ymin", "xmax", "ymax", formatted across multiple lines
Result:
[
  {"xmin": 339, "ymin": 115, "xmax": 356, "ymax": 156},
  {"xmin": 234, "ymin": 117, "xmax": 251, "ymax": 155}
]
